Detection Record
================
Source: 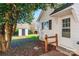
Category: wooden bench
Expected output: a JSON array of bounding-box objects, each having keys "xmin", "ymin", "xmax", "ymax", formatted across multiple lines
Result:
[{"xmin": 44, "ymin": 34, "xmax": 58, "ymax": 52}]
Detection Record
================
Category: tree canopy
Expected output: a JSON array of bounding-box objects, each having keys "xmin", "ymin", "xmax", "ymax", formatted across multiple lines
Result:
[{"xmin": 0, "ymin": 3, "xmax": 56, "ymax": 25}]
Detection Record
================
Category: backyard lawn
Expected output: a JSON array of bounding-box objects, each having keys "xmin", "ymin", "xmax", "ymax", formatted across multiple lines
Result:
[
  {"xmin": 12, "ymin": 34, "xmax": 39, "ymax": 40},
  {"xmin": 11, "ymin": 34, "xmax": 39, "ymax": 48},
  {"xmin": 1, "ymin": 34, "xmax": 45, "ymax": 56}
]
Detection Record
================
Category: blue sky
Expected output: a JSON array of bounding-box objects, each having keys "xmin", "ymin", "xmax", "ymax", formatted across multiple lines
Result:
[{"xmin": 33, "ymin": 9, "xmax": 42, "ymax": 21}]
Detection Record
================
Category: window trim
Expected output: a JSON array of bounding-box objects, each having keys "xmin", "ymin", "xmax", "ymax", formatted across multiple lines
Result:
[{"xmin": 62, "ymin": 18, "xmax": 71, "ymax": 38}]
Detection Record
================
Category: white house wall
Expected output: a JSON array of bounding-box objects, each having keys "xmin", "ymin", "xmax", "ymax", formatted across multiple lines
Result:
[
  {"xmin": 17, "ymin": 23, "xmax": 30, "ymax": 36},
  {"xmin": 17, "ymin": 23, "xmax": 31, "ymax": 30},
  {"xmin": 39, "ymin": 4, "xmax": 79, "ymax": 54},
  {"xmin": 18, "ymin": 29, "xmax": 28, "ymax": 36},
  {"xmin": 51, "ymin": 4, "xmax": 79, "ymax": 52},
  {"xmin": 39, "ymin": 7, "xmax": 55, "ymax": 41},
  {"xmin": 57, "ymin": 14, "xmax": 74, "ymax": 51},
  {"xmin": 53, "ymin": 9, "xmax": 79, "ymax": 53},
  {"xmin": 72, "ymin": 4, "xmax": 79, "ymax": 22},
  {"xmin": 19, "ymin": 29, "xmax": 22, "ymax": 36},
  {"xmin": 70, "ymin": 4, "xmax": 79, "ymax": 54},
  {"xmin": 25, "ymin": 29, "xmax": 28, "ymax": 36}
]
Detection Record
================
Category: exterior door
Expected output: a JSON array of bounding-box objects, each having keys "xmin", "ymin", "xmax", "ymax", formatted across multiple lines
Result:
[{"xmin": 22, "ymin": 29, "xmax": 25, "ymax": 36}]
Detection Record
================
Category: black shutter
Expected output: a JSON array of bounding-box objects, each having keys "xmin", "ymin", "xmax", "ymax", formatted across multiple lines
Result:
[
  {"xmin": 42, "ymin": 22, "xmax": 43, "ymax": 30},
  {"xmin": 49, "ymin": 20, "xmax": 52, "ymax": 30}
]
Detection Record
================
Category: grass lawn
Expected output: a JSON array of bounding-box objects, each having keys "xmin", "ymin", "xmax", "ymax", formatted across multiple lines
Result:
[
  {"xmin": 12, "ymin": 34, "xmax": 39, "ymax": 40},
  {"xmin": 26, "ymin": 34, "xmax": 39, "ymax": 40},
  {"xmin": 11, "ymin": 34, "xmax": 39, "ymax": 48}
]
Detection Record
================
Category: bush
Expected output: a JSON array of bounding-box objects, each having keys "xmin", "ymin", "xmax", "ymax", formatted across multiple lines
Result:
[
  {"xmin": 13, "ymin": 29, "xmax": 19, "ymax": 36},
  {"xmin": 28, "ymin": 30, "xmax": 33, "ymax": 34}
]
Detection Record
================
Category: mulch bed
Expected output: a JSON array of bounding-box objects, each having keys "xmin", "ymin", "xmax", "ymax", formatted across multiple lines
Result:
[{"xmin": 0, "ymin": 39, "xmax": 66, "ymax": 56}]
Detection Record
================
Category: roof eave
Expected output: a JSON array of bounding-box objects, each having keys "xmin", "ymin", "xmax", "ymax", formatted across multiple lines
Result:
[
  {"xmin": 50, "ymin": 3, "xmax": 74, "ymax": 16},
  {"xmin": 50, "ymin": 6, "xmax": 73, "ymax": 17}
]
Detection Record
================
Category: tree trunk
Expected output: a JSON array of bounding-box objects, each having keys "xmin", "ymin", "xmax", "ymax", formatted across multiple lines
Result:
[
  {"xmin": 0, "ymin": 34, "xmax": 5, "ymax": 52},
  {"xmin": 3, "ymin": 4, "xmax": 18, "ymax": 51},
  {"xmin": 4, "ymin": 12, "xmax": 13, "ymax": 51},
  {"xmin": 5, "ymin": 23, "xmax": 9, "ymax": 49},
  {"xmin": 1, "ymin": 34, "xmax": 6, "ymax": 52},
  {"xmin": 13, "ymin": 23, "xmax": 17, "ymax": 33},
  {"xmin": 8, "ymin": 25, "xmax": 13, "ymax": 48},
  {"xmin": 0, "ymin": 24, "xmax": 6, "ymax": 52}
]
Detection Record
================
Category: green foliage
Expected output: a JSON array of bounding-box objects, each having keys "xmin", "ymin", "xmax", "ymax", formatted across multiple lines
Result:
[
  {"xmin": 52, "ymin": 3, "xmax": 64, "ymax": 9},
  {"xmin": 0, "ymin": 4, "xmax": 12, "ymax": 15},
  {"xmin": 0, "ymin": 16, "xmax": 5, "ymax": 25},
  {"xmin": 13, "ymin": 28, "xmax": 19, "ymax": 36},
  {"xmin": 0, "ymin": 3, "xmax": 63, "ymax": 26},
  {"xmin": 17, "ymin": 11, "xmax": 34, "ymax": 24},
  {"xmin": 26, "ymin": 34, "xmax": 39, "ymax": 40},
  {"xmin": 28, "ymin": 30, "xmax": 33, "ymax": 34},
  {"xmin": 0, "ymin": 16, "xmax": 5, "ymax": 34}
]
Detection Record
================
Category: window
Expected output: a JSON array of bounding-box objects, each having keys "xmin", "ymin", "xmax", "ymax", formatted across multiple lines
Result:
[
  {"xmin": 62, "ymin": 18, "xmax": 70, "ymax": 38},
  {"xmin": 41, "ymin": 21, "xmax": 49, "ymax": 30},
  {"xmin": 41, "ymin": 20, "xmax": 52, "ymax": 30},
  {"xmin": 49, "ymin": 20, "xmax": 52, "ymax": 30},
  {"xmin": 44, "ymin": 21, "xmax": 49, "ymax": 30}
]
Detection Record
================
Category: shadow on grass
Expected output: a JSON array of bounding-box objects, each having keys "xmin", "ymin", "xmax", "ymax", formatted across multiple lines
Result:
[{"xmin": 11, "ymin": 34, "xmax": 39, "ymax": 48}]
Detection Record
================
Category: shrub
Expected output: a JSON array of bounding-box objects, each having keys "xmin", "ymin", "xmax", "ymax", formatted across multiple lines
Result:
[
  {"xmin": 13, "ymin": 28, "xmax": 19, "ymax": 36},
  {"xmin": 28, "ymin": 30, "xmax": 33, "ymax": 34}
]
